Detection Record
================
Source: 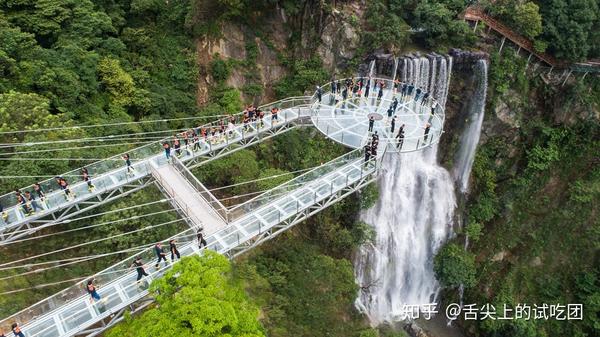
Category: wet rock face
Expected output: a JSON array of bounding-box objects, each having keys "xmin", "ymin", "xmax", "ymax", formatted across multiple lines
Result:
[{"xmin": 449, "ymin": 49, "xmax": 489, "ymax": 71}]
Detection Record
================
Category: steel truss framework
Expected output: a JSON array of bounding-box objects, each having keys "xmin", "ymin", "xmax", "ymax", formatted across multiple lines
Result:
[
  {"xmin": 68, "ymin": 164, "xmax": 377, "ymax": 337},
  {"xmin": 0, "ymin": 177, "xmax": 154, "ymax": 243},
  {"xmin": 0, "ymin": 107, "xmax": 310, "ymax": 244},
  {"xmin": 1, "ymin": 78, "xmax": 443, "ymax": 337}
]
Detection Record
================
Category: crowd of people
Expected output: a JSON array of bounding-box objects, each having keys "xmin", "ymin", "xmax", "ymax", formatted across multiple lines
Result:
[
  {"xmin": 0, "ymin": 103, "xmax": 287, "ymax": 224},
  {"xmin": 3, "ymin": 227, "xmax": 212, "ymax": 336}
]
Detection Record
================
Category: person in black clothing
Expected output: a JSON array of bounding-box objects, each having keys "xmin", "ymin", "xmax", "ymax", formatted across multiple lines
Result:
[
  {"xmin": 421, "ymin": 92, "xmax": 429, "ymax": 105},
  {"xmin": 431, "ymin": 101, "xmax": 438, "ymax": 115},
  {"xmin": 331, "ymin": 80, "xmax": 337, "ymax": 94},
  {"xmin": 401, "ymin": 83, "xmax": 407, "ymax": 100},
  {"xmin": 423, "ymin": 123, "xmax": 431, "ymax": 142},
  {"xmin": 368, "ymin": 116, "xmax": 375, "ymax": 132},
  {"xmin": 396, "ymin": 124, "xmax": 405, "ymax": 150},
  {"xmin": 392, "ymin": 97, "xmax": 399, "ymax": 112},
  {"xmin": 342, "ymin": 87, "xmax": 348, "ymax": 100},
  {"xmin": 82, "ymin": 168, "xmax": 95, "ymax": 191},
  {"xmin": 387, "ymin": 106, "xmax": 393, "ymax": 119},
  {"xmin": 391, "ymin": 116, "xmax": 397, "ymax": 134},
  {"xmin": 17, "ymin": 194, "xmax": 31, "ymax": 215},
  {"xmin": 131, "ymin": 256, "xmax": 149, "ymax": 282},
  {"xmin": 316, "ymin": 86, "xmax": 323, "ymax": 102},
  {"xmin": 407, "ymin": 83, "xmax": 414, "ymax": 98},
  {"xmin": 169, "ymin": 239, "xmax": 180, "ymax": 262},
  {"xmin": 154, "ymin": 243, "xmax": 168, "ymax": 268},
  {"xmin": 364, "ymin": 82, "xmax": 370, "ymax": 98},
  {"xmin": 123, "ymin": 153, "xmax": 134, "ymax": 174},
  {"xmin": 377, "ymin": 87, "xmax": 384, "ymax": 100},
  {"xmin": 197, "ymin": 229, "xmax": 207, "ymax": 248},
  {"xmin": 371, "ymin": 140, "xmax": 378, "ymax": 157},
  {"xmin": 364, "ymin": 143, "xmax": 371, "ymax": 163}
]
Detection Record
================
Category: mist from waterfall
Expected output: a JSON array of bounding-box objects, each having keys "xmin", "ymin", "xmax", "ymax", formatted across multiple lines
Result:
[
  {"xmin": 453, "ymin": 60, "xmax": 488, "ymax": 193},
  {"xmin": 354, "ymin": 54, "xmax": 457, "ymax": 324}
]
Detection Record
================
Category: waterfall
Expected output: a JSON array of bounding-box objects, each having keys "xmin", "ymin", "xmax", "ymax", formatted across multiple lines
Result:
[
  {"xmin": 452, "ymin": 60, "xmax": 488, "ymax": 193},
  {"xmin": 369, "ymin": 60, "xmax": 376, "ymax": 78},
  {"xmin": 391, "ymin": 58, "xmax": 399, "ymax": 81},
  {"xmin": 355, "ymin": 54, "xmax": 457, "ymax": 324}
]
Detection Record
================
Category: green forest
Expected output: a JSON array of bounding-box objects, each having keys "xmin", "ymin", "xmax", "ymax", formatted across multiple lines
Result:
[{"xmin": 0, "ymin": 1, "xmax": 599, "ymax": 337}]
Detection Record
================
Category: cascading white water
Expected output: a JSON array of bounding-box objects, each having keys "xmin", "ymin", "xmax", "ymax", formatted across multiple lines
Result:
[
  {"xmin": 369, "ymin": 60, "xmax": 376, "ymax": 78},
  {"xmin": 452, "ymin": 60, "xmax": 488, "ymax": 193},
  {"xmin": 355, "ymin": 148, "xmax": 456, "ymax": 324},
  {"xmin": 355, "ymin": 54, "xmax": 458, "ymax": 324}
]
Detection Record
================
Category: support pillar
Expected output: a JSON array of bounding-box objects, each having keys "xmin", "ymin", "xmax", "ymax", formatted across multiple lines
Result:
[
  {"xmin": 582, "ymin": 72, "xmax": 589, "ymax": 80},
  {"xmin": 473, "ymin": 20, "xmax": 478, "ymax": 32},
  {"xmin": 499, "ymin": 36, "xmax": 506, "ymax": 53},
  {"xmin": 561, "ymin": 70, "xmax": 573, "ymax": 86},
  {"xmin": 516, "ymin": 46, "xmax": 521, "ymax": 56},
  {"xmin": 525, "ymin": 53, "xmax": 533, "ymax": 70},
  {"xmin": 547, "ymin": 66, "xmax": 553, "ymax": 75}
]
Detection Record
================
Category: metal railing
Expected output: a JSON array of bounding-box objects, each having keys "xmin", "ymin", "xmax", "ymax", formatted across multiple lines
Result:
[{"xmin": 0, "ymin": 145, "xmax": 379, "ymax": 337}]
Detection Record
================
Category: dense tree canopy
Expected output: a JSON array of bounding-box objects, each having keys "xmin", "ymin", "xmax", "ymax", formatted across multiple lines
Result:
[{"xmin": 106, "ymin": 253, "xmax": 265, "ymax": 337}]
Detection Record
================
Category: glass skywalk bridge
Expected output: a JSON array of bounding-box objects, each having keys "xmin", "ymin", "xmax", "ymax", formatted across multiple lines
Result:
[
  {"xmin": 0, "ymin": 96, "xmax": 312, "ymax": 243},
  {"xmin": 0, "ymin": 77, "xmax": 446, "ymax": 337},
  {"xmin": 0, "ymin": 149, "xmax": 378, "ymax": 337}
]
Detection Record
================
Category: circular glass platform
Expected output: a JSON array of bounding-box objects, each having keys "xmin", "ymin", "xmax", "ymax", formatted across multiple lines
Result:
[{"xmin": 310, "ymin": 78, "xmax": 444, "ymax": 153}]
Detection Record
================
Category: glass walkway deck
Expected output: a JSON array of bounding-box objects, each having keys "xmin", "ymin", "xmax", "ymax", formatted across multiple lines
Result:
[
  {"xmin": 0, "ymin": 96, "xmax": 312, "ymax": 243},
  {"xmin": 0, "ymin": 78, "xmax": 445, "ymax": 337}
]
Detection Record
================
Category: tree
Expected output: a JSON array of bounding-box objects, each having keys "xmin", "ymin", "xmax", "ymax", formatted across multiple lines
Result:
[
  {"xmin": 106, "ymin": 253, "xmax": 265, "ymax": 337},
  {"xmin": 513, "ymin": 2, "xmax": 543, "ymax": 39},
  {"xmin": 539, "ymin": 0, "xmax": 599, "ymax": 61},
  {"xmin": 97, "ymin": 57, "xmax": 136, "ymax": 106},
  {"xmin": 434, "ymin": 243, "xmax": 476, "ymax": 288}
]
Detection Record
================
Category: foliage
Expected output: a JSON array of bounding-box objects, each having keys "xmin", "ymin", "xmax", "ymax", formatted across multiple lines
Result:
[
  {"xmin": 361, "ymin": 0, "xmax": 411, "ymax": 53},
  {"xmin": 434, "ymin": 243, "xmax": 477, "ymax": 288},
  {"xmin": 538, "ymin": 0, "xmax": 600, "ymax": 61},
  {"xmin": 240, "ymin": 238, "xmax": 361, "ymax": 337},
  {"xmin": 256, "ymin": 168, "xmax": 293, "ymax": 191},
  {"xmin": 210, "ymin": 57, "xmax": 232, "ymax": 82},
  {"xmin": 359, "ymin": 183, "xmax": 379, "ymax": 209},
  {"xmin": 412, "ymin": 0, "xmax": 476, "ymax": 50},
  {"xmin": 106, "ymin": 253, "xmax": 264, "ymax": 337},
  {"xmin": 274, "ymin": 58, "xmax": 328, "ymax": 99},
  {"xmin": 486, "ymin": 0, "xmax": 542, "ymax": 39},
  {"xmin": 465, "ymin": 221, "xmax": 482, "ymax": 243}
]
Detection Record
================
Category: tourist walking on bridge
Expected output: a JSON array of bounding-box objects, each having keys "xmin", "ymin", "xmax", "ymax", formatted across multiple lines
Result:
[
  {"xmin": 368, "ymin": 116, "xmax": 375, "ymax": 132},
  {"xmin": 33, "ymin": 183, "xmax": 45, "ymax": 205},
  {"xmin": 24, "ymin": 191, "xmax": 41, "ymax": 214},
  {"xmin": 131, "ymin": 256, "xmax": 149, "ymax": 284},
  {"xmin": 86, "ymin": 279, "xmax": 101, "ymax": 302},
  {"xmin": 154, "ymin": 242, "xmax": 168, "ymax": 268},
  {"xmin": 1, "ymin": 203, "xmax": 8, "ymax": 223},
  {"xmin": 123, "ymin": 153, "xmax": 134, "ymax": 175},
  {"xmin": 377, "ymin": 86, "xmax": 384, "ymax": 101},
  {"xmin": 82, "ymin": 168, "xmax": 95, "ymax": 192},
  {"xmin": 162, "ymin": 143, "xmax": 172, "ymax": 163},
  {"xmin": 364, "ymin": 143, "xmax": 371, "ymax": 164},
  {"xmin": 391, "ymin": 116, "xmax": 397, "ymax": 134},
  {"xmin": 11, "ymin": 323, "xmax": 24, "ymax": 337},
  {"xmin": 197, "ymin": 229, "xmax": 207, "ymax": 248},
  {"xmin": 316, "ymin": 86, "xmax": 323, "ymax": 102},
  {"xmin": 169, "ymin": 239, "xmax": 180, "ymax": 262},
  {"xmin": 396, "ymin": 124, "xmax": 405, "ymax": 150},
  {"xmin": 423, "ymin": 123, "xmax": 431, "ymax": 143},
  {"xmin": 421, "ymin": 92, "xmax": 429, "ymax": 106},
  {"xmin": 55, "ymin": 177, "xmax": 74, "ymax": 201},
  {"xmin": 331, "ymin": 79, "xmax": 337, "ymax": 94}
]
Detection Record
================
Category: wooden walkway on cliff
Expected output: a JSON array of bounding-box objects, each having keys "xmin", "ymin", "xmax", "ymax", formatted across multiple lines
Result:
[{"xmin": 462, "ymin": 7, "xmax": 600, "ymax": 84}]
